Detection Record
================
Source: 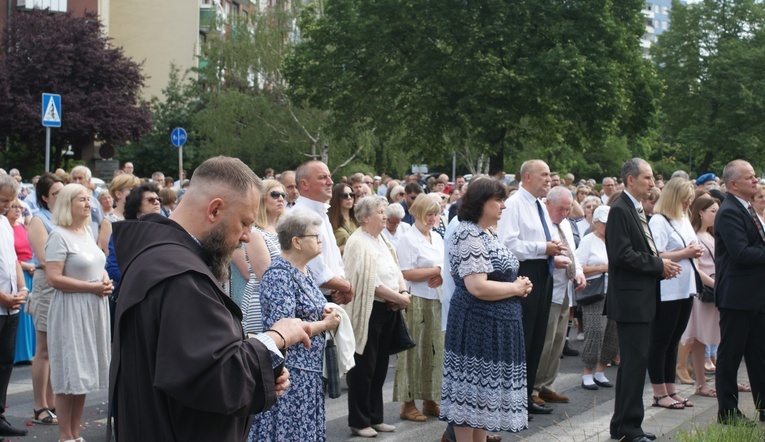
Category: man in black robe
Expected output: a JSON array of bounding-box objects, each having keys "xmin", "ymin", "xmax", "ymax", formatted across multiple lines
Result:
[{"xmin": 109, "ymin": 156, "xmax": 311, "ymax": 441}]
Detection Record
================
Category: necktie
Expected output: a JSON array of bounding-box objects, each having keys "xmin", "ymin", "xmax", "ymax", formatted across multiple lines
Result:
[
  {"xmin": 636, "ymin": 206, "xmax": 658, "ymax": 256},
  {"xmin": 536, "ymin": 200, "xmax": 555, "ymax": 275},
  {"xmin": 556, "ymin": 224, "xmax": 577, "ymax": 281},
  {"xmin": 747, "ymin": 204, "xmax": 765, "ymax": 243}
]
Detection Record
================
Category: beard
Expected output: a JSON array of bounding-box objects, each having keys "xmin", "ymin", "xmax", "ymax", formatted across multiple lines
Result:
[{"xmin": 200, "ymin": 221, "xmax": 237, "ymax": 282}]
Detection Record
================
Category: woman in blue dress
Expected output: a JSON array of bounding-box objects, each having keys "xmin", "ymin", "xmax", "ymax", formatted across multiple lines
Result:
[
  {"xmin": 440, "ymin": 178, "xmax": 533, "ymax": 441},
  {"xmin": 249, "ymin": 211, "xmax": 341, "ymax": 442}
]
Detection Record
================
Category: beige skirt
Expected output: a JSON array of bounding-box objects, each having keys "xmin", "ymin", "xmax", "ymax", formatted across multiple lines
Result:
[
  {"xmin": 28, "ymin": 269, "xmax": 55, "ymax": 333},
  {"xmin": 393, "ymin": 296, "xmax": 445, "ymax": 402}
]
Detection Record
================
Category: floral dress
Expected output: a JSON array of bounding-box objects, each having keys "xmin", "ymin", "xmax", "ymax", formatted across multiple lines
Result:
[
  {"xmin": 440, "ymin": 222, "xmax": 528, "ymax": 432},
  {"xmin": 248, "ymin": 256, "xmax": 328, "ymax": 442}
]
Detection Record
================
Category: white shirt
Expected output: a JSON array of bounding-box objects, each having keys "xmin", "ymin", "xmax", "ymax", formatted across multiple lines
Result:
[
  {"xmin": 360, "ymin": 231, "xmax": 401, "ymax": 302},
  {"xmin": 381, "ymin": 222, "xmax": 410, "ymax": 250},
  {"xmin": 601, "ymin": 193, "xmax": 611, "ymax": 205},
  {"xmin": 441, "ymin": 217, "xmax": 460, "ymax": 331},
  {"xmin": 552, "ymin": 218, "xmax": 583, "ymax": 305},
  {"xmin": 293, "ymin": 198, "xmax": 345, "ymax": 290},
  {"xmin": 498, "ymin": 186, "xmax": 559, "ymax": 261},
  {"xmin": 574, "ymin": 231, "xmax": 609, "ymax": 289},
  {"xmin": 397, "ymin": 226, "xmax": 444, "ymax": 300},
  {"xmin": 0, "ymin": 216, "xmax": 19, "ymax": 315},
  {"xmin": 649, "ymin": 214, "xmax": 697, "ymax": 301}
]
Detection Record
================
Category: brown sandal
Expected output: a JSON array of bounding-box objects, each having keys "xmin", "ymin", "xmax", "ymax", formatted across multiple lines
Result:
[{"xmin": 695, "ymin": 385, "xmax": 717, "ymax": 397}]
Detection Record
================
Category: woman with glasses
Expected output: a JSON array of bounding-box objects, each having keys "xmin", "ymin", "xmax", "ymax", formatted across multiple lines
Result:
[
  {"xmin": 248, "ymin": 211, "xmax": 341, "ymax": 442},
  {"xmin": 241, "ymin": 179, "xmax": 286, "ymax": 336},
  {"xmin": 328, "ymin": 183, "xmax": 358, "ymax": 254},
  {"xmin": 8, "ymin": 199, "xmax": 35, "ymax": 364},
  {"xmin": 387, "ymin": 184, "xmax": 406, "ymax": 204}
]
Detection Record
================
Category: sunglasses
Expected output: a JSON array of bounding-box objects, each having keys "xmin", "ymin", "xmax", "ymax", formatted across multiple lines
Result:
[
  {"xmin": 396, "ymin": 192, "xmax": 405, "ymax": 196},
  {"xmin": 144, "ymin": 196, "xmax": 163, "ymax": 204},
  {"xmin": 270, "ymin": 191, "xmax": 288, "ymax": 200},
  {"xmin": 341, "ymin": 193, "xmax": 356, "ymax": 199}
]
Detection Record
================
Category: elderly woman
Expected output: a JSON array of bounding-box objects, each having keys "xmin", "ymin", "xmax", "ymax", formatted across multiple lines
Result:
[
  {"xmin": 46, "ymin": 184, "xmax": 112, "ymax": 442},
  {"xmin": 381, "ymin": 203, "xmax": 409, "ymax": 249},
  {"xmin": 387, "ymin": 184, "xmax": 406, "ymax": 204},
  {"xmin": 393, "ymin": 193, "xmax": 445, "ymax": 422},
  {"xmin": 647, "ymin": 177, "xmax": 702, "ymax": 409},
  {"xmin": 574, "ymin": 205, "xmax": 618, "ymax": 390},
  {"xmin": 576, "ymin": 195, "xmax": 601, "ymax": 236},
  {"xmin": 248, "ymin": 211, "xmax": 341, "ymax": 442},
  {"xmin": 26, "ymin": 173, "xmax": 63, "ymax": 426},
  {"xmin": 240, "ymin": 179, "xmax": 286, "ymax": 335},
  {"xmin": 344, "ymin": 196, "xmax": 412, "ymax": 438},
  {"xmin": 328, "ymin": 183, "xmax": 358, "ymax": 253},
  {"xmin": 440, "ymin": 178, "xmax": 532, "ymax": 440},
  {"xmin": 8, "ymin": 199, "xmax": 35, "ymax": 364},
  {"xmin": 753, "ymin": 183, "xmax": 765, "ymax": 218},
  {"xmin": 97, "ymin": 192, "xmax": 113, "ymax": 220}
]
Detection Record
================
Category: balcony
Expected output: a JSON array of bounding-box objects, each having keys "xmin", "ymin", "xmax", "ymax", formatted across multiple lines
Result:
[{"xmin": 200, "ymin": 5, "xmax": 215, "ymax": 34}]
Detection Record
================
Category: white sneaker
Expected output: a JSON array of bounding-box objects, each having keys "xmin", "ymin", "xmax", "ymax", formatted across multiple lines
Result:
[
  {"xmin": 371, "ymin": 423, "xmax": 396, "ymax": 432},
  {"xmin": 350, "ymin": 427, "xmax": 378, "ymax": 438},
  {"xmin": 577, "ymin": 333, "xmax": 585, "ymax": 341}
]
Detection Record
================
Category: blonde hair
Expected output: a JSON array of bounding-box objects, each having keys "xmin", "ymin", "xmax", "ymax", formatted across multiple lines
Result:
[
  {"xmin": 409, "ymin": 193, "xmax": 441, "ymax": 223},
  {"xmin": 51, "ymin": 184, "xmax": 91, "ymax": 228},
  {"xmin": 255, "ymin": 179, "xmax": 284, "ymax": 229},
  {"xmin": 109, "ymin": 173, "xmax": 140, "ymax": 200},
  {"xmin": 653, "ymin": 177, "xmax": 694, "ymax": 221}
]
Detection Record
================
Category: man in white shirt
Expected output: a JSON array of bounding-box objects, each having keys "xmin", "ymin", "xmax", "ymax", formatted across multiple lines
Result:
[
  {"xmin": 601, "ymin": 177, "xmax": 616, "ymax": 204},
  {"xmin": 293, "ymin": 161, "xmax": 354, "ymax": 304},
  {"xmin": 279, "ymin": 170, "xmax": 299, "ymax": 209},
  {"xmin": 532, "ymin": 187, "xmax": 586, "ymax": 405},
  {"xmin": 0, "ymin": 175, "xmax": 29, "ymax": 437},
  {"xmin": 498, "ymin": 159, "xmax": 567, "ymax": 415}
]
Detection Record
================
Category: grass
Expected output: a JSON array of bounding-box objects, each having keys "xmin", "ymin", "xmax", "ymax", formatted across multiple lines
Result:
[{"xmin": 674, "ymin": 421, "xmax": 765, "ymax": 441}]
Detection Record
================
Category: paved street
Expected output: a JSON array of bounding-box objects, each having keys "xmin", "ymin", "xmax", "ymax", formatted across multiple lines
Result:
[{"xmin": 2, "ymin": 335, "xmax": 754, "ymax": 441}]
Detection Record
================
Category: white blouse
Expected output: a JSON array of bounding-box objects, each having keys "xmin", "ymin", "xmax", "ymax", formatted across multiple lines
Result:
[
  {"xmin": 574, "ymin": 232, "xmax": 608, "ymax": 289},
  {"xmin": 397, "ymin": 227, "xmax": 444, "ymax": 300},
  {"xmin": 649, "ymin": 214, "xmax": 697, "ymax": 301}
]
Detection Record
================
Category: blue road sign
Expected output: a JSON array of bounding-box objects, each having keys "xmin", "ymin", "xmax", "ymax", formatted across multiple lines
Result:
[
  {"xmin": 42, "ymin": 94, "xmax": 62, "ymax": 128},
  {"xmin": 171, "ymin": 127, "xmax": 188, "ymax": 147}
]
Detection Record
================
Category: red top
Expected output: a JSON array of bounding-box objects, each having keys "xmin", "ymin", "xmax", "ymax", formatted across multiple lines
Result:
[{"xmin": 11, "ymin": 223, "xmax": 33, "ymax": 262}]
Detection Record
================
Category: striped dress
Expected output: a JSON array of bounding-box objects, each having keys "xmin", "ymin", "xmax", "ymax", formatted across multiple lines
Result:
[{"xmin": 241, "ymin": 226, "xmax": 281, "ymax": 334}]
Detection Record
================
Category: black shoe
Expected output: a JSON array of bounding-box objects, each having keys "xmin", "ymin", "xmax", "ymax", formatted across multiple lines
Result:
[
  {"xmin": 528, "ymin": 414, "xmax": 533, "ymax": 421},
  {"xmin": 760, "ymin": 410, "xmax": 765, "ymax": 422},
  {"xmin": 594, "ymin": 379, "xmax": 613, "ymax": 388},
  {"xmin": 718, "ymin": 411, "xmax": 755, "ymax": 426},
  {"xmin": 0, "ymin": 416, "xmax": 28, "ymax": 436},
  {"xmin": 581, "ymin": 381, "xmax": 598, "ymax": 390},
  {"xmin": 629, "ymin": 437, "xmax": 652, "ymax": 442},
  {"xmin": 528, "ymin": 402, "xmax": 553, "ymax": 414},
  {"xmin": 562, "ymin": 343, "xmax": 579, "ymax": 357}
]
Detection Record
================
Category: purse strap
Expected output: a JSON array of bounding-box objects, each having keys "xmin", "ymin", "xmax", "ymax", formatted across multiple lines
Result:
[{"xmin": 659, "ymin": 214, "xmax": 701, "ymax": 275}]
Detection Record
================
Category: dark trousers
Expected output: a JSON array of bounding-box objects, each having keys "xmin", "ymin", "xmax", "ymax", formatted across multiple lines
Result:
[
  {"xmin": 716, "ymin": 308, "xmax": 765, "ymax": 418},
  {"xmin": 647, "ymin": 298, "xmax": 693, "ymax": 384},
  {"xmin": 610, "ymin": 321, "xmax": 652, "ymax": 440},
  {"xmin": 0, "ymin": 314, "xmax": 19, "ymax": 412},
  {"xmin": 347, "ymin": 301, "xmax": 397, "ymax": 428},
  {"xmin": 518, "ymin": 259, "xmax": 552, "ymax": 401}
]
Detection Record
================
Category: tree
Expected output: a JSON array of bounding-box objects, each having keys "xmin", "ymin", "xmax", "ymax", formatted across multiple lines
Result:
[
  {"xmin": 0, "ymin": 9, "xmax": 151, "ymax": 173},
  {"xmin": 284, "ymin": 0, "xmax": 660, "ymax": 173},
  {"xmin": 653, "ymin": 0, "xmax": 765, "ymax": 174}
]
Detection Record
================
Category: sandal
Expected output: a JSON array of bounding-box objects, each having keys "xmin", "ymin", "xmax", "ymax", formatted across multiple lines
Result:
[
  {"xmin": 33, "ymin": 407, "xmax": 58, "ymax": 425},
  {"xmin": 738, "ymin": 382, "xmax": 752, "ymax": 392},
  {"xmin": 695, "ymin": 385, "xmax": 717, "ymax": 397},
  {"xmin": 487, "ymin": 435, "xmax": 502, "ymax": 442},
  {"xmin": 670, "ymin": 393, "xmax": 693, "ymax": 407},
  {"xmin": 652, "ymin": 395, "xmax": 684, "ymax": 409}
]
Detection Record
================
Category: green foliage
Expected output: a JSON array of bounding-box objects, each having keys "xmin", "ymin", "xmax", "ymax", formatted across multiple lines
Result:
[
  {"xmin": 653, "ymin": 0, "xmax": 765, "ymax": 174},
  {"xmin": 675, "ymin": 421, "xmax": 765, "ymax": 442}
]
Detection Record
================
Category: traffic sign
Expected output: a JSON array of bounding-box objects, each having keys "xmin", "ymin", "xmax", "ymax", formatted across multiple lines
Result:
[
  {"xmin": 42, "ymin": 93, "xmax": 62, "ymax": 128},
  {"xmin": 171, "ymin": 127, "xmax": 187, "ymax": 147}
]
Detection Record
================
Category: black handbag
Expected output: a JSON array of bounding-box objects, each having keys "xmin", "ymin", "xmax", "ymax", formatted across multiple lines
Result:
[
  {"xmin": 576, "ymin": 273, "xmax": 606, "ymax": 305},
  {"xmin": 323, "ymin": 331, "xmax": 341, "ymax": 398},
  {"xmin": 388, "ymin": 310, "xmax": 416, "ymax": 355}
]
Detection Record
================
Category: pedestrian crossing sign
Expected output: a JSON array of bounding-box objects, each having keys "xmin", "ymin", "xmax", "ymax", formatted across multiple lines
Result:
[{"xmin": 42, "ymin": 93, "xmax": 62, "ymax": 128}]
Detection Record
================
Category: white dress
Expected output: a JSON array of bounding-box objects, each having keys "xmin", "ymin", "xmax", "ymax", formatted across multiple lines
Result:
[{"xmin": 46, "ymin": 228, "xmax": 110, "ymax": 395}]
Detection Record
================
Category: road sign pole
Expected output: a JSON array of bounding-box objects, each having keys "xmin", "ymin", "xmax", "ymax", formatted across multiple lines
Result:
[
  {"xmin": 45, "ymin": 127, "xmax": 51, "ymax": 173},
  {"xmin": 179, "ymin": 145, "xmax": 183, "ymax": 189}
]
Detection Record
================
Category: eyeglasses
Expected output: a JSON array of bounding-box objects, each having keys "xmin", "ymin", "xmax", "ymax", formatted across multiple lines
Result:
[
  {"xmin": 396, "ymin": 192, "xmax": 405, "ymax": 196},
  {"xmin": 144, "ymin": 196, "xmax": 163, "ymax": 204},
  {"xmin": 298, "ymin": 234, "xmax": 320, "ymax": 241},
  {"xmin": 341, "ymin": 193, "xmax": 356, "ymax": 199},
  {"xmin": 270, "ymin": 191, "xmax": 288, "ymax": 200},
  {"xmin": 363, "ymin": 181, "xmax": 373, "ymax": 185}
]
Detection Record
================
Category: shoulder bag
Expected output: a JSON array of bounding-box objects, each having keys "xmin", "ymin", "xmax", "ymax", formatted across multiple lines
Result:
[
  {"xmin": 660, "ymin": 215, "xmax": 712, "ymax": 303},
  {"xmin": 575, "ymin": 273, "xmax": 606, "ymax": 305}
]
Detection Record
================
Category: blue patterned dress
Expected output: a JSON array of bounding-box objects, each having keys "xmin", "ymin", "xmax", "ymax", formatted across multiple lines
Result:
[
  {"xmin": 440, "ymin": 222, "xmax": 528, "ymax": 432},
  {"xmin": 248, "ymin": 256, "xmax": 328, "ymax": 442}
]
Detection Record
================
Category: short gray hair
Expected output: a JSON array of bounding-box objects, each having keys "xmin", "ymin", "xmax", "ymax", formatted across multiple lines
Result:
[
  {"xmin": 0, "ymin": 175, "xmax": 19, "ymax": 194},
  {"xmin": 354, "ymin": 196, "xmax": 388, "ymax": 224},
  {"xmin": 71, "ymin": 165, "xmax": 92, "ymax": 180},
  {"xmin": 621, "ymin": 158, "xmax": 649, "ymax": 184},
  {"xmin": 546, "ymin": 186, "xmax": 572, "ymax": 204},
  {"xmin": 385, "ymin": 202, "xmax": 405, "ymax": 219},
  {"xmin": 671, "ymin": 170, "xmax": 689, "ymax": 180},
  {"xmin": 276, "ymin": 210, "xmax": 323, "ymax": 250},
  {"xmin": 722, "ymin": 160, "xmax": 750, "ymax": 187}
]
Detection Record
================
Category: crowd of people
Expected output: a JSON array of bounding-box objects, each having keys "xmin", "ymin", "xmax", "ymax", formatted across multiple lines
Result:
[{"xmin": 0, "ymin": 156, "xmax": 760, "ymax": 442}]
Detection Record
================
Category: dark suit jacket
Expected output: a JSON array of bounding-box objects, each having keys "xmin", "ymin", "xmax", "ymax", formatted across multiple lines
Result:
[
  {"xmin": 605, "ymin": 192, "xmax": 665, "ymax": 323},
  {"xmin": 714, "ymin": 193, "xmax": 765, "ymax": 310}
]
